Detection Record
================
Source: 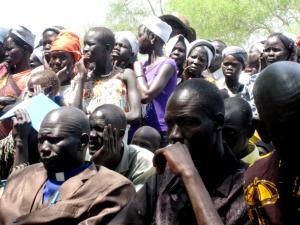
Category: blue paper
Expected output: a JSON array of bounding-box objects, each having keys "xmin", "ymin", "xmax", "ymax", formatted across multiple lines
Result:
[{"xmin": 0, "ymin": 93, "xmax": 60, "ymax": 131}]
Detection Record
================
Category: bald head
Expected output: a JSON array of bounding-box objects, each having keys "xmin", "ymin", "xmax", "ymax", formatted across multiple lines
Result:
[
  {"xmin": 41, "ymin": 106, "xmax": 90, "ymax": 135},
  {"xmin": 131, "ymin": 126, "xmax": 161, "ymax": 152},
  {"xmin": 254, "ymin": 61, "xmax": 300, "ymax": 165},
  {"xmin": 170, "ymin": 79, "xmax": 225, "ymax": 119},
  {"xmin": 254, "ymin": 61, "xmax": 300, "ymax": 121},
  {"xmin": 91, "ymin": 104, "xmax": 127, "ymax": 132}
]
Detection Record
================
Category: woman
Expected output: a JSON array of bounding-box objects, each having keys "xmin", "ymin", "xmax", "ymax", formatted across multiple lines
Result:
[
  {"xmin": 134, "ymin": 16, "xmax": 177, "ymax": 146},
  {"xmin": 0, "ymin": 26, "xmax": 35, "ymax": 138},
  {"xmin": 165, "ymin": 34, "xmax": 189, "ymax": 83},
  {"xmin": 111, "ymin": 31, "xmax": 138, "ymax": 70},
  {"xmin": 217, "ymin": 46, "xmax": 248, "ymax": 98},
  {"xmin": 74, "ymin": 27, "xmax": 141, "ymax": 125},
  {"xmin": 181, "ymin": 39, "xmax": 215, "ymax": 83}
]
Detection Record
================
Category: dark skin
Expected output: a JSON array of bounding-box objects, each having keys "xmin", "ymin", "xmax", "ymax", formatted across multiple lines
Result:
[
  {"xmin": 111, "ymin": 37, "xmax": 133, "ymax": 68},
  {"xmin": 135, "ymin": 25, "xmax": 175, "ymax": 104},
  {"xmin": 131, "ymin": 126, "xmax": 161, "ymax": 152},
  {"xmin": 79, "ymin": 30, "xmax": 141, "ymax": 123},
  {"xmin": 48, "ymin": 51, "xmax": 75, "ymax": 86},
  {"xmin": 0, "ymin": 42, "xmax": 5, "ymax": 63},
  {"xmin": 38, "ymin": 108, "xmax": 89, "ymax": 178},
  {"xmin": 169, "ymin": 39, "xmax": 186, "ymax": 77},
  {"xmin": 221, "ymin": 55, "xmax": 244, "ymax": 94},
  {"xmin": 183, "ymin": 46, "xmax": 208, "ymax": 80},
  {"xmin": 254, "ymin": 61, "xmax": 300, "ymax": 173},
  {"xmin": 223, "ymin": 98, "xmax": 254, "ymax": 159},
  {"xmin": 209, "ymin": 41, "xmax": 226, "ymax": 73},
  {"xmin": 264, "ymin": 36, "xmax": 290, "ymax": 66},
  {"xmin": 89, "ymin": 106, "xmax": 126, "ymax": 170},
  {"xmin": 42, "ymin": 30, "xmax": 59, "ymax": 64},
  {"xmin": 153, "ymin": 87, "xmax": 226, "ymax": 225}
]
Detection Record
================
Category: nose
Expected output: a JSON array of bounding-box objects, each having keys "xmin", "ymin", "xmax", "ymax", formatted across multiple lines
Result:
[
  {"xmin": 39, "ymin": 140, "xmax": 52, "ymax": 157},
  {"xmin": 169, "ymin": 124, "xmax": 184, "ymax": 144},
  {"xmin": 83, "ymin": 44, "xmax": 90, "ymax": 54}
]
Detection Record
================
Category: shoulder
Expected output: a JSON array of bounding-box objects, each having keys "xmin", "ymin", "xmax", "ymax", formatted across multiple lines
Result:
[
  {"xmin": 9, "ymin": 163, "xmax": 43, "ymax": 178},
  {"xmin": 244, "ymin": 151, "xmax": 279, "ymax": 186}
]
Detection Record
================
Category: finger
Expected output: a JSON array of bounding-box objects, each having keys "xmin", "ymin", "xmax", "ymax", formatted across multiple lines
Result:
[
  {"xmin": 15, "ymin": 109, "xmax": 23, "ymax": 121},
  {"xmin": 113, "ymin": 128, "xmax": 119, "ymax": 153},
  {"xmin": 20, "ymin": 109, "xmax": 31, "ymax": 123},
  {"xmin": 12, "ymin": 116, "xmax": 18, "ymax": 126}
]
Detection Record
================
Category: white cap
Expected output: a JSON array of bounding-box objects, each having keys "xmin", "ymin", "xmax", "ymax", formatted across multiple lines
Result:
[
  {"xmin": 115, "ymin": 31, "xmax": 139, "ymax": 55},
  {"xmin": 142, "ymin": 16, "xmax": 172, "ymax": 43},
  {"xmin": 165, "ymin": 34, "xmax": 189, "ymax": 57},
  {"xmin": 10, "ymin": 25, "xmax": 35, "ymax": 48}
]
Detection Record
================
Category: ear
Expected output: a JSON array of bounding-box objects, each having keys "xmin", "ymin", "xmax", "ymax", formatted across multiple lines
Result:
[
  {"xmin": 214, "ymin": 112, "xmax": 224, "ymax": 131},
  {"xmin": 80, "ymin": 133, "xmax": 89, "ymax": 149},
  {"xmin": 119, "ymin": 129, "xmax": 125, "ymax": 139},
  {"xmin": 149, "ymin": 33, "xmax": 156, "ymax": 45}
]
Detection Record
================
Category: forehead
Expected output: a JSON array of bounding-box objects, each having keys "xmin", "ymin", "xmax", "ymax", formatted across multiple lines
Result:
[
  {"xmin": 265, "ymin": 36, "xmax": 284, "ymax": 47},
  {"xmin": 90, "ymin": 111, "xmax": 107, "ymax": 126},
  {"xmin": 4, "ymin": 36, "xmax": 16, "ymax": 47},
  {"xmin": 223, "ymin": 55, "xmax": 241, "ymax": 64},
  {"xmin": 115, "ymin": 36, "xmax": 130, "ymax": 45},
  {"xmin": 174, "ymin": 40, "xmax": 186, "ymax": 49},
  {"xmin": 50, "ymin": 50, "xmax": 72, "ymax": 58},
  {"xmin": 189, "ymin": 46, "xmax": 207, "ymax": 56},
  {"xmin": 39, "ymin": 121, "xmax": 77, "ymax": 137},
  {"xmin": 43, "ymin": 30, "xmax": 58, "ymax": 39}
]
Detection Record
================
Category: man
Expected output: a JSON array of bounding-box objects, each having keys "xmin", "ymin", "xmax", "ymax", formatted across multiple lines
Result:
[
  {"xmin": 131, "ymin": 126, "xmax": 161, "ymax": 153},
  {"xmin": 223, "ymin": 97, "xmax": 260, "ymax": 164},
  {"xmin": 203, "ymin": 40, "xmax": 227, "ymax": 82},
  {"xmin": 89, "ymin": 104, "xmax": 154, "ymax": 191},
  {"xmin": 0, "ymin": 28, "xmax": 9, "ymax": 63},
  {"xmin": 244, "ymin": 61, "xmax": 300, "ymax": 224},
  {"xmin": 108, "ymin": 79, "xmax": 249, "ymax": 225},
  {"xmin": 0, "ymin": 107, "xmax": 135, "ymax": 225}
]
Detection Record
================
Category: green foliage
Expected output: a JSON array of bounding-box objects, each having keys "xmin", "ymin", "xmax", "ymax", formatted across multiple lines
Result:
[{"xmin": 165, "ymin": 0, "xmax": 300, "ymax": 45}]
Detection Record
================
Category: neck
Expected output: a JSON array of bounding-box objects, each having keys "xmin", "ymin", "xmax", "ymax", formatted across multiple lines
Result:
[
  {"xmin": 225, "ymin": 78, "xmax": 241, "ymax": 93},
  {"xmin": 93, "ymin": 57, "xmax": 113, "ymax": 79},
  {"xmin": 147, "ymin": 46, "xmax": 164, "ymax": 65},
  {"xmin": 12, "ymin": 59, "xmax": 30, "ymax": 74}
]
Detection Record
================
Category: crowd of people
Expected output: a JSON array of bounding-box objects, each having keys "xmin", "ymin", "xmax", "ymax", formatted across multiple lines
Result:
[{"xmin": 0, "ymin": 12, "xmax": 299, "ymax": 225}]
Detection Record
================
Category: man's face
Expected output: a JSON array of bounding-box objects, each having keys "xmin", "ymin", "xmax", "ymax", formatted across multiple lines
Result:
[
  {"xmin": 186, "ymin": 46, "xmax": 208, "ymax": 78},
  {"xmin": 111, "ymin": 37, "xmax": 132, "ymax": 63},
  {"xmin": 89, "ymin": 112, "xmax": 106, "ymax": 156},
  {"xmin": 221, "ymin": 55, "xmax": 243, "ymax": 81},
  {"xmin": 83, "ymin": 31, "xmax": 107, "ymax": 64},
  {"xmin": 165, "ymin": 90, "xmax": 218, "ymax": 164},
  {"xmin": 4, "ymin": 36, "xmax": 24, "ymax": 67},
  {"xmin": 38, "ymin": 120, "xmax": 83, "ymax": 173},
  {"xmin": 170, "ymin": 40, "xmax": 186, "ymax": 67},
  {"xmin": 264, "ymin": 36, "xmax": 289, "ymax": 65}
]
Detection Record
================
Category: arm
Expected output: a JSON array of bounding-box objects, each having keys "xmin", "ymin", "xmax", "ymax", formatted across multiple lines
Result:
[
  {"xmin": 134, "ymin": 60, "xmax": 175, "ymax": 104},
  {"xmin": 11, "ymin": 109, "xmax": 31, "ymax": 168},
  {"xmin": 123, "ymin": 68, "xmax": 141, "ymax": 124},
  {"xmin": 153, "ymin": 143, "xmax": 224, "ymax": 225}
]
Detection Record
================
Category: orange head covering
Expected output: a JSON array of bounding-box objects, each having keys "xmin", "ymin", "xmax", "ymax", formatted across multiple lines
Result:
[
  {"xmin": 295, "ymin": 36, "xmax": 300, "ymax": 46},
  {"xmin": 50, "ymin": 30, "xmax": 81, "ymax": 62}
]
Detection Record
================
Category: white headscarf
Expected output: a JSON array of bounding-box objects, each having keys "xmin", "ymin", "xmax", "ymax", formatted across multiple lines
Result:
[
  {"xmin": 165, "ymin": 34, "xmax": 189, "ymax": 57},
  {"xmin": 142, "ymin": 16, "xmax": 172, "ymax": 43},
  {"xmin": 187, "ymin": 39, "xmax": 215, "ymax": 68},
  {"xmin": 115, "ymin": 31, "xmax": 139, "ymax": 56}
]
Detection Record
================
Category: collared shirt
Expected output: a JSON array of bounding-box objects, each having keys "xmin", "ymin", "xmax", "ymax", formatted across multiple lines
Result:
[
  {"xmin": 241, "ymin": 143, "xmax": 261, "ymax": 165},
  {"xmin": 115, "ymin": 144, "xmax": 154, "ymax": 191},
  {"xmin": 108, "ymin": 162, "xmax": 249, "ymax": 225}
]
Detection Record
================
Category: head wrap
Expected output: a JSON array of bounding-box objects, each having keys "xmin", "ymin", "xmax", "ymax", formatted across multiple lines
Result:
[
  {"xmin": 295, "ymin": 36, "xmax": 300, "ymax": 47},
  {"xmin": 10, "ymin": 25, "xmax": 35, "ymax": 48},
  {"xmin": 142, "ymin": 16, "xmax": 172, "ymax": 43},
  {"xmin": 187, "ymin": 39, "xmax": 215, "ymax": 68},
  {"xmin": 115, "ymin": 31, "xmax": 139, "ymax": 55},
  {"xmin": 165, "ymin": 34, "xmax": 189, "ymax": 57},
  {"xmin": 222, "ymin": 46, "xmax": 247, "ymax": 68},
  {"xmin": 0, "ymin": 27, "xmax": 9, "ymax": 44},
  {"xmin": 50, "ymin": 30, "xmax": 81, "ymax": 62}
]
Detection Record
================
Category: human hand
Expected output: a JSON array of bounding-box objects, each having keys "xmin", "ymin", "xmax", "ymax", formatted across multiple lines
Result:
[
  {"xmin": 153, "ymin": 142, "xmax": 196, "ymax": 176},
  {"xmin": 75, "ymin": 58, "xmax": 88, "ymax": 82},
  {"xmin": 91, "ymin": 124, "xmax": 122, "ymax": 168},
  {"xmin": 12, "ymin": 109, "xmax": 31, "ymax": 141}
]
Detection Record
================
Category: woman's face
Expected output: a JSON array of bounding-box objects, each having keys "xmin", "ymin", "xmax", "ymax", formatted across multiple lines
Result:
[
  {"xmin": 264, "ymin": 36, "xmax": 289, "ymax": 65},
  {"xmin": 4, "ymin": 36, "xmax": 25, "ymax": 67},
  {"xmin": 221, "ymin": 55, "xmax": 243, "ymax": 81},
  {"xmin": 138, "ymin": 26, "xmax": 152, "ymax": 55},
  {"xmin": 185, "ymin": 46, "xmax": 208, "ymax": 78},
  {"xmin": 111, "ymin": 37, "xmax": 132, "ymax": 63},
  {"xmin": 49, "ymin": 51, "xmax": 74, "ymax": 84},
  {"xmin": 170, "ymin": 40, "xmax": 186, "ymax": 67}
]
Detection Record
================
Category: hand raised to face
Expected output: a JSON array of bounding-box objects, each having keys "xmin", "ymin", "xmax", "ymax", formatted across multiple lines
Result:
[
  {"xmin": 153, "ymin": 142, "xmax": 197, "ymax": 177},
  {"xmin": 12, "ymin": 108, "xmax": 31, "ymax": 141}
]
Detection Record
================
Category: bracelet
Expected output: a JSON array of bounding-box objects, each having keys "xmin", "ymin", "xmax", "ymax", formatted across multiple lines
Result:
[{"xmin": 136, "ymin": 75, "xmax": 145, "ymax": 78}]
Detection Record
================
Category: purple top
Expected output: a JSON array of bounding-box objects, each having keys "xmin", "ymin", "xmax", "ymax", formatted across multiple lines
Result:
[{"xmin": 142, "ymin": 58, "xmax": 177, "ymax": 132}]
